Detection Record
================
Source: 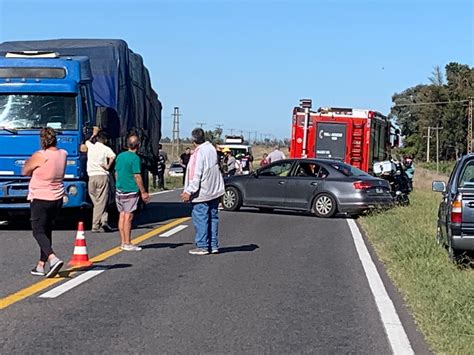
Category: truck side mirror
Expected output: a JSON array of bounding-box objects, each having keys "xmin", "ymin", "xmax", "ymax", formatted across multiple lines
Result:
[{"xmin": 432, "ymin": 181, "xmax": 446, "ymax": 193}]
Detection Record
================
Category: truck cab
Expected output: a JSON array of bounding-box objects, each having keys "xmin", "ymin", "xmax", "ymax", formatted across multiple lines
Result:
[{"xmin": 0, "ymin": 52, "xmax": 95, "ymax": 216}]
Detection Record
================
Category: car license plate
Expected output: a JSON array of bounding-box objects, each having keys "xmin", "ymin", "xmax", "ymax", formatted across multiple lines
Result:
[{"xmin": 376, "ymin": 187, "xmax": 383, "ymax": 193}]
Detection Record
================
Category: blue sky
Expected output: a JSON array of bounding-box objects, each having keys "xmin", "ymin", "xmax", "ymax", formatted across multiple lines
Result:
[{"xmin": 0, "ymin": 0, "xmax": 472, "ymax": 139}]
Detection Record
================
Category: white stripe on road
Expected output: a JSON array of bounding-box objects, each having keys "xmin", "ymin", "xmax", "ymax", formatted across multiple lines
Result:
[
  {"xmin": 150, "ymin": 190, "xmax": 175, "ymax": 196},
  {"xmin": 159, "ymin": 225, "xmax": 188, "ymax": 238},
  {"xmin": 347, "ymin": 219, "xmax": 414, "ymax": 354},
  {"xmin": 39, "ymin": 268, "xmax": 106, "ymax": 299}
]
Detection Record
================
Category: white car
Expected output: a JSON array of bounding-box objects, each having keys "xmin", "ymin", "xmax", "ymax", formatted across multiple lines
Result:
[{"xmin": 168, "ymin": 162, "xmax": 184, "ymax": 177}]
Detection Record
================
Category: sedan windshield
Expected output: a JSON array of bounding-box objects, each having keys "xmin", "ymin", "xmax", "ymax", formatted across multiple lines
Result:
[{"xmin": 0, "ymin": 94, "xmax": 77, "ymax": 130}]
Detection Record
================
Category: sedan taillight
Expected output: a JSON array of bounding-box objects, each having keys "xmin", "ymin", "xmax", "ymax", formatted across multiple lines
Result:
[
  {"xmin": 353, "ymin": 181, "xmax": 372, "ymax": 190},
  {"xmin": 451, "ymin": 198, "xmax": 462, "ymax": 224}
]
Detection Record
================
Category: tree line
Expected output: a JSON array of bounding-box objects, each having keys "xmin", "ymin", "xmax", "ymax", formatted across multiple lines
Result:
[{"xmin": 391, "ymin": 63, "xmax": 474, "ymax": 161}]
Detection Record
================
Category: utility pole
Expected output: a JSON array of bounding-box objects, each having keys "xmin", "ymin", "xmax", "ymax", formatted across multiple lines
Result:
[
  {"xmin": 171, "ymin": 107, "xmax": 181, "ymax": 159},
  {"xmin": 434, "ymin": 126, "xmax": 444, "ymax": 174},
  {"xmin": 425, "ymin": 126, "xmax": 443, "ymax": 171},
  {"xmin": 468, "ymin": 97, "xmax": 473, "ymax": 153},
  {"xmin": 424, "ymin": 126, "xmax": 431, "ymax": 162},
  {"xmin": 196, "ymin": 122, "xmax": 206, "ymax": 128},
  {"xmin": 229, "ymin": 128, "xmax": 235, "ymax": 135}
]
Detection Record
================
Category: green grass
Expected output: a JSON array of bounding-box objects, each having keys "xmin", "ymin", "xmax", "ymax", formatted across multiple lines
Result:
[
  {"xmin": 149, "ymin": 175, "xmax": 183, "ymax": 193},
  {"xmin": 359, "ymin": 190, "xmax": 474, "ymax": 354},
  {"xmin": 419, "ymin": 161, "xmax": 456, "ymax": 175}
]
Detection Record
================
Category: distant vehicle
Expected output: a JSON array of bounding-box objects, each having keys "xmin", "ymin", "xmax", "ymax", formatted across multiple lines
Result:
[
  {"xmin": 433, "ymin": 154, "xmax": 474, "ymax": 262},
  {"xmin": 219, "ymin": 135, "xmax": 253, "ymax": 158},
  {"xmin": 289, "ymin": 99, "xmax": 400, "ymax": 173},
  {"xmin": 168, "ymin": 161, "xmax": 184, "ymax": 177},
  {"xmin": 222, "ymin": 158, "xmax": 393, "ymax": 218}
]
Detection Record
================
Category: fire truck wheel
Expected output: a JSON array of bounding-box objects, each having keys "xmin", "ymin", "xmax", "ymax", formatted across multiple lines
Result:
[
  {"xmin": 222, "ymin": 186, "xmax": 242, "ymax": 211},
  {"xmin": 313, "ymin": 193, "xmax": 337, "ymax": 218}
]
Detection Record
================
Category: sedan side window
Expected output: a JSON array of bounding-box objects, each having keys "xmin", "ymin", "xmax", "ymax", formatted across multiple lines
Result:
[
  {"xmin": 260, "ymin": 162, "xmax": 293, "ymax": 177},
  {"xmin": 458, "ymin": 162, "xmax": 474, "ymax": 187},
  {"xmin": 294, "ymin": 163, "xmax": 321, "ymax": 177}
]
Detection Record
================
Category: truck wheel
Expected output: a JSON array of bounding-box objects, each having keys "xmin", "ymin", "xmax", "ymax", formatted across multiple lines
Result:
[
  {"xmin": 222, "ymin": 187, "xmax": 242, "ymax": 211},
  {"xmin": 313, "ymin": 194, "xmax": 336, "ymax": 218}
]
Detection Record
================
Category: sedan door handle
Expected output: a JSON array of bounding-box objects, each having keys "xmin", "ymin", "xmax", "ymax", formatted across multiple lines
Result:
[{"xmin": 278, "ymin": 181, "xmax": 286, "ymax": 185}]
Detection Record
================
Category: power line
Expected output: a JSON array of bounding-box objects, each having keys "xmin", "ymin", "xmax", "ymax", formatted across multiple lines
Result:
[{"xmin": 393, "ymin": 99, "xmax": 469, "ymax": 107}]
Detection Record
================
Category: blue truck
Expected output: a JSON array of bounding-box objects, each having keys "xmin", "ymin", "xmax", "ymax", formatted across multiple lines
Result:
[{"xmin": 0, "ymin": 39, "xmax": 162, "ymax": 219}]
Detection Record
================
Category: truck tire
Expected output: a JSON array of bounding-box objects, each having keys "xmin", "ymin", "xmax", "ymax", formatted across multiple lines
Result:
[
  {"xmin": 313, "ymin": 193, "xmax": 337, "ymax": 218},
  {"xmin": 222, "ymin": 187, "xmax": 242, "ymax": 211}
]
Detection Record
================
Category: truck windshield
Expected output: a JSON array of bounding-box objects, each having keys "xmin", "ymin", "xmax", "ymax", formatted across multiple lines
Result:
[{"xmin": 0, "ymin": 94, "xmax": 77, "ymax": 130}]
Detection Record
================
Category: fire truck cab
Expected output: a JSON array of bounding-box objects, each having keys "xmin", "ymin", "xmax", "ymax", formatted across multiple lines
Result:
[{"xmin": 290, "ymin": 99, "xmax": 392, "ymax": 173}]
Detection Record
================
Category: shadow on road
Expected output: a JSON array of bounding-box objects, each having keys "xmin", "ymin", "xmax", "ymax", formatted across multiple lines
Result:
[
  {"xmin": 134, "ymin": 202, "xmax": 192, "ymax": 229},
  {"xmin": 217, "ymin": 244, "xmax": 259, "ymax": 254},
  {"xmin": 141, "ymin": 242, "xmax": 192, "ymax": 250},
  {"xmin": 56, "ymin": 263, "xmax": 132, "ymax": 278},
  {"xmin": 0, "ymin": 201, "xmax": 192, "ymax": 231},
  {"xmin": 232, "ymin": 208, "xmax": 352, "ymax": 219}
]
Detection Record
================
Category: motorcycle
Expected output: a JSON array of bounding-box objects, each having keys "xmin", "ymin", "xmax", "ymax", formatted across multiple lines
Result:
[{"xmin": 374, "ymin": 160, "xmax": 411, "ymax": 206}]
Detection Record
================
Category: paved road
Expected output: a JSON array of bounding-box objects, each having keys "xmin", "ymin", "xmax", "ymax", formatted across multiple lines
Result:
[{"xmin": 0, "ymin": 190, "xmax": 429, "ymax": 353}]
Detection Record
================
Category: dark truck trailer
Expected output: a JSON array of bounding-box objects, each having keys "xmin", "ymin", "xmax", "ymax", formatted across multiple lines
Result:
[{"xmin": 0, "ymin": 39, "xmax": 162, "ymax": 173}]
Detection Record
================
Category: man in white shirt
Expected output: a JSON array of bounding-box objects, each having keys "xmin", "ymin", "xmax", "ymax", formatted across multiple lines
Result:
[
  {"xmin": 266, "ymin": 146, "xmax": 286, "ymax": 164},
  {"xmin": 85, "ymin": 127, "xmax": 116, "ymax": 232}
]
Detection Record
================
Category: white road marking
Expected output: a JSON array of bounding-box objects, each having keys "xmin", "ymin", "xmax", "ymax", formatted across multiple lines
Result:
[
  {"xmin": 347, "ymin": 219, "xmax": 414, "ymax": 355},
  {"xmin": 150, "ymin": 190, "xmax": 174, "ymax": 196},
  {"xmin": 39, "ymin": 268, "xmax": 106, "ymax": 299},
  {"xmin": 159, "ymin": 224, "xmax": 188, "ymax": 237}
]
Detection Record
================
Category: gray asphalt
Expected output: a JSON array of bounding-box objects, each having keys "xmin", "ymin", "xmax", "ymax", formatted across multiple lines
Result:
[{"xmin": 0, "ymin": 190, "xmax": 429, "ymax": 354}]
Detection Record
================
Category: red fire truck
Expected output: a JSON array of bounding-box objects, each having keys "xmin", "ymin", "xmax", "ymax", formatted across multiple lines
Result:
[{"xmin": 289, "ymin": 99, "xmax": 395, "ymax": 173}]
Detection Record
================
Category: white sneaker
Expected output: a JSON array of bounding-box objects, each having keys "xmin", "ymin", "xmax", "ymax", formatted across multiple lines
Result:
[{"xmin": 121, "ymin": 244, "xmax": 142, "ymax": 251}]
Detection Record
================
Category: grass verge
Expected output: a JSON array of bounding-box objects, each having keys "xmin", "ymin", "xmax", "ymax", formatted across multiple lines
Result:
[
  {"xmin": 359, "ymin": 189, "xmax": 474, "ymax": 354},
  {"xmin": 149, "ymin": 175, "xmax": 183, "ymax": 193}
]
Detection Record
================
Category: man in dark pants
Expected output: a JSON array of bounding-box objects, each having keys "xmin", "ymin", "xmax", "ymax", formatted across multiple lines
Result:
[
  {"xmin": 180, "ymin": 147, "xmax": 191, "ymax": 185},
  {"xmin": 156, "ymin": 149, "xmax": 167, "ymax": 190}
]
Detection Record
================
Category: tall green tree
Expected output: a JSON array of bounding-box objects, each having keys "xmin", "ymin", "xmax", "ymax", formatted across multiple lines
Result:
[{"xmin": 391, "ymin": 63, "xmax": 473, "ymax": 160}]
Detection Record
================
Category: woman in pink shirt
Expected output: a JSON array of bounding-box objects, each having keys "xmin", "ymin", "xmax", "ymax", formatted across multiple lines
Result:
[{"xmin": 23, "ymin": 128, "xmax": 67, "ymax": 278}]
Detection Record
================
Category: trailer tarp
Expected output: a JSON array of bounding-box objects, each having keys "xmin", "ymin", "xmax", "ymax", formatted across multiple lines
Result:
[{"xmin": 0, "ymin": 39, "xmax": 162, "ymax": 167}]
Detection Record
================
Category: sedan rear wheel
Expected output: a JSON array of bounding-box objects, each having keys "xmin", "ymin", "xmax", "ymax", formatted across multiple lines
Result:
[
  {"xmin": 313, "ymin": 194, "xmax": 337, "ymax": 218},
  {"xmin": 222, "ymin": 187, "xmax": 242, "ymax": 211}
]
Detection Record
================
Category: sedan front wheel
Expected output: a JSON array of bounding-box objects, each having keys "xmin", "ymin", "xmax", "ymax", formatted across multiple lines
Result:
[
  {"xmin": 313, "ymin": 194, "xmax": 337, "ymax": 218},
  {"xmin": 222, "ymin": 187, "xmax": 242, "ymax": 211}
]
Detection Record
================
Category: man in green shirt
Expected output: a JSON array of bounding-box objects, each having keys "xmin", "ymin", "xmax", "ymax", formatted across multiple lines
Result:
[{"xmin": 115, "ymin": 135, "xmax": 150, "ymax": 251}]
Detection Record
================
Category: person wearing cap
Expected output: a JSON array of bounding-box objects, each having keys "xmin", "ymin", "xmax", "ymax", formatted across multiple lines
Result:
[{"xmin": 224, "ymin": 149, "xmax": 237, "ymax": 176}]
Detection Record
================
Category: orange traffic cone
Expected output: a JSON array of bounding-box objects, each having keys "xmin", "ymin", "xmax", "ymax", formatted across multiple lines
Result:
[{"xmin": 68, "ymin": 221, "xmax": 93, "ymax": 268}]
